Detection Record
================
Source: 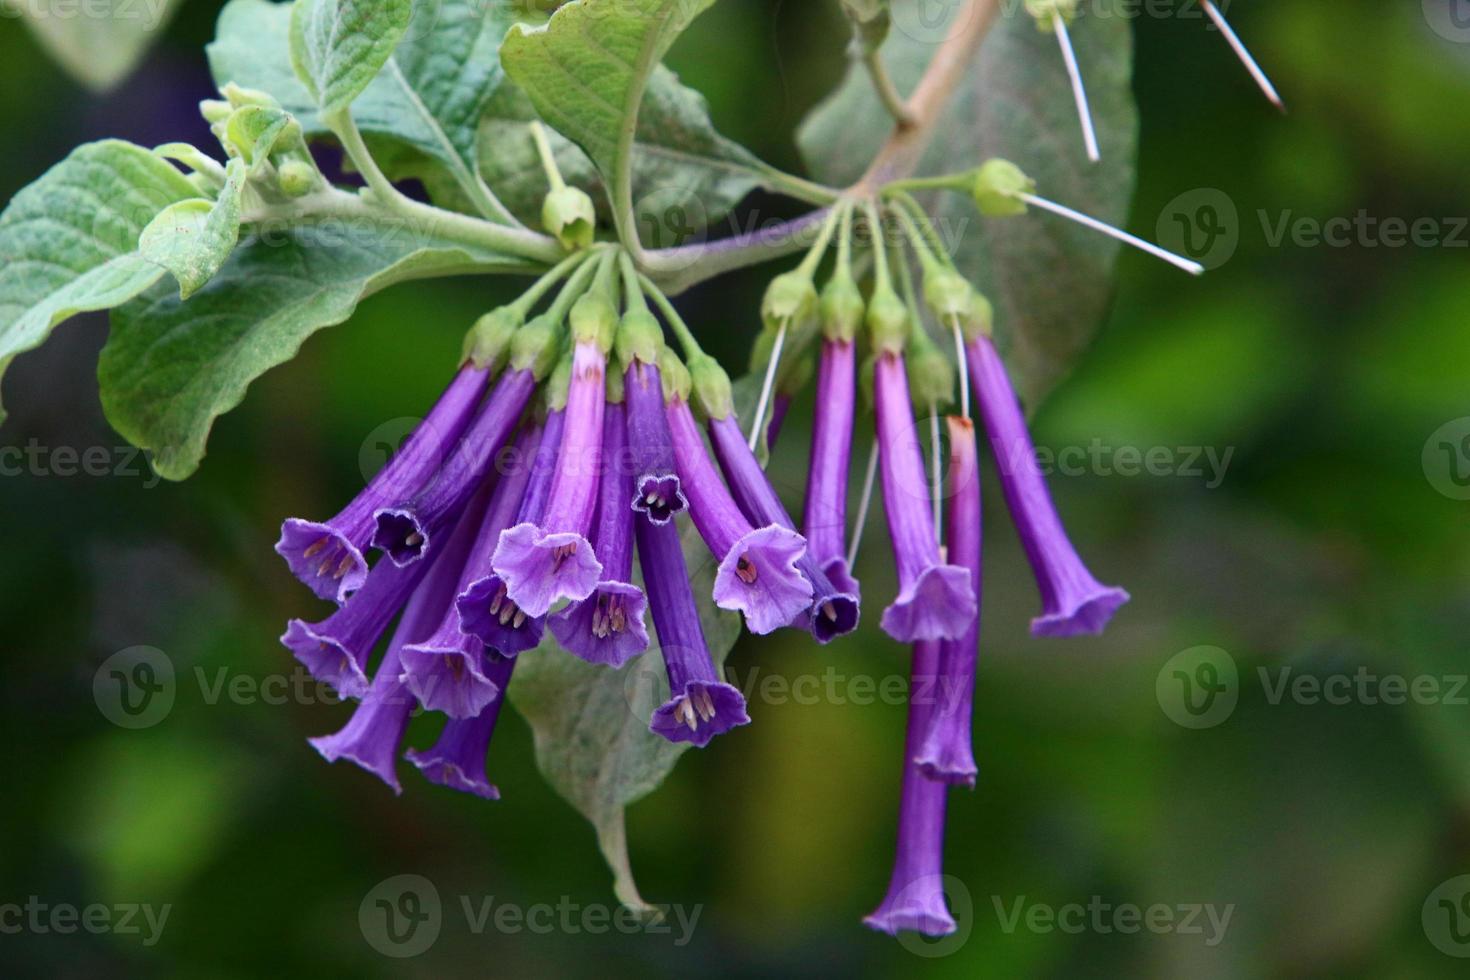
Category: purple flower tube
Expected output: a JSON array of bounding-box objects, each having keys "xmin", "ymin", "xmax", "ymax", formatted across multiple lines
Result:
[
  {"xmin": 277, "ymin": 365, "xmax": 490, "ymax": 603},
  {"xmin": 634, "ymin": 511, "xmax": 750, "ymax": 747},
  {"xmin": 666, "ymin": 398, "xmax": 812, "ymax": 635},
  {"xmin": 406, "ymin": 653, "xmax": 516, "ymax": 800},
  {"xmin": 550, "ymin": 401, "xmax": 650, "ymax": 667},
  {"xmin": 873, "ymin": 352, "xmax": 975, "ymax": 643},
  {"xmin": 372, "ymin": 367, "xmax": 536, "ymax": 567},
  {"xmin": 863, "ymin": 639, "xmax": 957, "ymax": 937},
  {"xmin": 916, "ymin": 417, "xmax": 980, "ymax": 787},
  {"xmin": 456, "ymin": 410, "xmax": 565, "ymax": 655},
  {"xmin": 493, "ymin": 341, "xmax": 607, "ymax": 617},
  {"xmin": 624, "ymin": 359, "xmax": 687, "ymax": 525},
  {"xmin": 968, "ymin": 335, "xmax": 1128, "ymax": 636},
  {"xmin": 400, "ymin": 425, "xmax": 542, "ymax": 718},
  {"xmin": 707, "ymin": 415, "xmax": 858, "ymax": 644},
  {"xmin": 803, "ymin": 338, "xmax": 860, "ymax": 596}
]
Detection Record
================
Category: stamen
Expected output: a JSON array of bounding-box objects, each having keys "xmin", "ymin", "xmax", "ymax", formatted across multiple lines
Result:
[
  {"xmin": 334, "ymin": 555, "xmax": 355, "ymax": 579},
  {"xmin": 1053, "ymin": 11, "xmax": 1100, "ymax": 163},
  {"xmin": 736, "ymin": 555, "xmax": 758, "ymax": 585},
  {"xmin": 930, "ymin": 408, "xmax": 943, "ymax": 548},
  {"xmin": 1203, "ymin": 0, "xmax": 1284, "ymax": 111},
  {"xmin": 316, "ymin": 557, "xmax": 333, "ymax": 577},
  {"xmin": 847, "ymin": 441, "xmax": 880, "ymax": 571},
  {"xmin": 489, "ymin": 584, "xmax": 506, "ymax": 616},
  {"xmin": 1016, "ymin": 192, "xmax": 1205, "ymax": 275},
  {"xmin": 512, "ymin": 609, "xmax": 527, "ymax": 629},
  {"xmin": 822, "ymin": 602, "xmax": 838, "ymax": 622},
  {"xmin": 499, "ymin": 602, "xmax": 516, "ymax": 625},
  {"xmin": 405, "ymin": 532, "xmax": 424, "ymax": 548},
  {"xmin": 951, "ymin": 320, "xmax": 972, "ymax": 421},
  {"xmin": 552, "ymin": 542, "xmax": 578, "ymax": 570},
  {"xmin": 748, "ymin": 320, "xmax": 788, "ymax": 451},
  {"xmin": 645, "ymin": 492, "xmax": 660, "ymax": 505},
  {"xmin": 303, "ymin": 537, "xmax": 329, "ymax": 559},
  {"xmin": 694, "ymin": 688, "xmax": 716, "ymax": 721},
  {"xmin": 680, "ymin": 698, "xmax": 699, "ymax": 732}
]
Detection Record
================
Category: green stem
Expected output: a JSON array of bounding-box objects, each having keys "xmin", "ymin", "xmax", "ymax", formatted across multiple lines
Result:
[
  {"xmin": 513, "ymin": 250, "xmax": 597, "ymax": 316},
  {"xmin": 529, "ymin": 121, "xmax": 568, "ymax": 192},
  {"xmin": 638, "ymin": 273, "xmax": 704, "ymax": 360},
  {"xmin": 620, "ymin": 252, "xmax": 649, "ymax": 314},
  {"xmin": 863, "ymin": 199, "xmax": 893, "ymax": 294},
  {"xmin": 892, "ymin": 192, "xmax": 957, "ymax": 270},
  {"xmin": 862, "ymin": 47, "xmax": 916, "ymax": 129},
  {"xmin": 882, "ymin": 173, "xmax": 973, "ymax": 195},
  {"xmin": 797, "ymin": 200, "xmax": 850, "ymax": 279}
]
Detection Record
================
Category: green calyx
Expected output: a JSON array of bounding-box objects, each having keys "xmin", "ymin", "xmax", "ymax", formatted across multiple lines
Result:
[
  {"xmin": 820, "ymin": 268, "xmax": 865, "ymax": 343},
  {"xmin": 923, "ymin": 269, "xmax": 993, "ymax": 341},
  {"xmin": 509, "ymin": 313, "xmax": 564, "ymax": 380},
  {"xmin": 605, "ymin": 361, "xmax": 626, "ymax": 404},
  {"xmin": 906, "ymin": 329, "xmax": 954, "ymax": 412},
  {"xmin": 462, "ymin": 306, "xmax": 525, "ymax": 371},
  {"xmin": 1024, "ymin": 0, "xmax": 1078, "ymax": 30},
  {"xmin": 687, "ymin": 353, "xmax": 735, "ymax": 421},
  {"xmin": 542, "ymin": 186, "xmax": 597, "ymax": 252},
  {"xmin": 615, "ymin": 308, "xmax": 664, "ymax": 373},
  {"xmin": 570, "ymin": 291, "xmax": 618, "ymax": 351},
  {"xmin": 973, "ymin": 159, "xmax": 1036, "ymax": 217},
  {"xmin": 546, "ymin": 352, "xmax": 574, "ymax": 411},
  {"xmin": 761, "ymin": 271, "xmax": 818, "ymax": 333},
  {"xmin": 659, "ymin": 348, "xmax": 692, "ymax": 403},
  {"xmin": 866, "ymin": 285, "xmax": 911, "ymax": 356}
]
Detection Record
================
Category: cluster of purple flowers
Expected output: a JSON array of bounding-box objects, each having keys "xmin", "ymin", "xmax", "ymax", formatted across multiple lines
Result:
[{"xmin": 275, "ymin": 199, "xmax": 1127, "ymax": 935}]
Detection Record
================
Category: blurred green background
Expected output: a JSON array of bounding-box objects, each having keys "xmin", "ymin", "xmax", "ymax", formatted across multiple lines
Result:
[{"xmin": 3, "ymin": 1, "xmax": 1470, "ymax": 977}]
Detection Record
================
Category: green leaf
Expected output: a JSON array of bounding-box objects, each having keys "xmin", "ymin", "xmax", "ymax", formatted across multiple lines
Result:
[
  {"xmin": 500, "ymin": 0, "xmax": 720, "ymax": 241},
  {"xmin": 139, "ymin": 159, "xmax": 247, "ymax": 301},
  {"xmin": 0, "ymin": 140, "xmax": 201, "ymax": 423},
  {"xmin": 5, "ymin": 0, "xmax": 183, "ymax": 92},
  {"xmin": 99, "ymin": 211, "xmax": 529, "ymax": 480},
  {"xmin": 288, "ymin": 0, "xmax": 412, "ymax": 117},
  {"xmin": 798, "ymin": 0, "xmax": 1139, "ymax": 405},
  {"xmin": 511, "ymin": 519, "xmax": 741, "ymax": 912}
]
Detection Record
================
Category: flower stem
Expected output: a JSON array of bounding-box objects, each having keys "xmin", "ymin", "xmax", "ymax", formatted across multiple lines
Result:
[
  {"xmin": 862, "ymin": 47, "xmax": 916, "ymax": 129},
  {"xmin": 529, "ymin": 121, "xmax": 569, "ymax": 192}
]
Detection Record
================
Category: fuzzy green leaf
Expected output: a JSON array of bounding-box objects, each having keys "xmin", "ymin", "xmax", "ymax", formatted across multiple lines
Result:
[
  {"xmin": 0, "ymin": 140, "xmax": 201, "ymax": 423},
  {"xmin": 799, "ymin": 0, "xmax": 1139, "ymax": 405},
  {"xmin": 289, "ymin": 0, "xmax": 412, "ymax": 117},
  {"xmin": 99, "ymin": 211, "xmax": 528, "ymax": 480},
  {"xmin": 139, "ymin": 159, "xmax": 247, "ymax": 300},
  {"xmin": 511, "ymin": 519, "xmax": 742, "ymax": 913},
  {"xmin": 5, "ymin": 0, "xmax": 183, "ymax": 92}
]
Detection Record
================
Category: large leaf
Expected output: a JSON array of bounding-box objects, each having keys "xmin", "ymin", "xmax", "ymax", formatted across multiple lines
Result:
[
  {"xmin": 500, "ymin": 0, "xmax": 721, "ymax": 242},
  {"xmin": 0, "ymin": 140, "xmax": 201, "ymax": 423},
  {"xmin": 511, "ymin": 519, "xmax": 741, "ymax": 912},
  {"xmin": 5, "ymin": 0, "xmax": 183, "ymax": 92},
  {"xmin": 798, "ymin": 0, "xmax": 1139, "ymax": 405},
  {"xmin": 98, "ymin": 212, "xmax": 528, "ymax": 480},
  {"xmin": 288, "ymin": 0, "xmax": 412, "ymax": 117}
]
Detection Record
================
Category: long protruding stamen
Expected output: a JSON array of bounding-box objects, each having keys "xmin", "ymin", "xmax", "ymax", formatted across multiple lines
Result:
[
  {"xmin": 847, "ymin": 441, "xmax": 880, "ymax": 571},
  {"xmin": 747, "ymin": 319, "xmax": 788, "ymax": 450},
  {"xmin": 1203, "ymin": 0, "xmax": 1284, "ymax": 111},
  {"xmin": 930, "ymin": 409, "xmax": 944, "ymax": 552},
  {"xmin": 1053, "ymin": 13, "xmax": 1100, "ymax": 163},
  {"xmin": 951, "ymin": 320, "xmax": 972, "ymax": 421},
  {"xmin": 1016, "ymin": 192, "xmax": 1205, "ymax": 275}
]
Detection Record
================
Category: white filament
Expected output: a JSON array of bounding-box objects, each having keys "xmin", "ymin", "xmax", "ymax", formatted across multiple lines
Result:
[
  {"xmin": 847, "ymin": 441, "xmax": 880, "ymax": 572},
  {"xmin": 1018, "ymin": 192, "xmax": 1205, "ymax": 275},
  {"xmin": 1203, "ymin": 0, "xmax": 1284, "ymax": 110},
  {"xmin": 1054, "ymin": 13, "xmax": 1101, "ymax": 163},
  {"xmin": 748, "ymin": 320, "xmax": 787, "ymax": 451}
]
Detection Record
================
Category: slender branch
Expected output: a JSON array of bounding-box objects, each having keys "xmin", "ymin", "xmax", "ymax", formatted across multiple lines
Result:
[{"xmin": 862, "ymin": 47, "xmax": 916, "ymax": 129}]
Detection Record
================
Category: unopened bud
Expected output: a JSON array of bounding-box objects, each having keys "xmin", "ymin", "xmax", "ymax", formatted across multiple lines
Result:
[
  {"xmin": 542, "ymin": 186, "xmax": 596, "ymax": 251},
  {"xmin": 972, "ymin": 159, "xmax": 1035, "ymax": 218}
]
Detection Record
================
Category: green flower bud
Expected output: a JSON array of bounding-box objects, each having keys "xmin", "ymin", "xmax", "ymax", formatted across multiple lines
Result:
[
  {"xmin": 200, "ymin": 99, "xmax": 232, "ymax": 124},
  {"xmin": 546, "ymin": 353, "xmax": 574, "ymax": 411},
  {"xmin": 866, "ymin": 285, "xmax": 911, "ymax": 355},
  {"xmin": 615, "ymin": 308, "xmax": 664, "ymax": 372},
  {"xmin": 509, "ymin": 313, "xmax": 563, "ymax": 380},
  {"xmin": 687, "ymin": 353, "xmax": 734, "ymax": 421},
  {"xmin": 972, "ymin": 159, "xmax": 1036, "ymax": 218},
  {"xmin": 761, "ymin": 271, "xmax": 818, "ymax": 333},
  {"xmin": 220, "ymin": 82, "xmax": 280, "ymax": 110},
  {"xmin": 542, "ymin": 186, "xmax": 597, "ymax": 252},
  {"xmin": 277, "ymin": 158, "xmax": 317, "ymax": 197},
  {"xmin": 1024, "ymin": 0, "xmax": 1078, "ymax": 30},
  {"xmin": 569, "ymin": 291, "xmax": 617, "ymax": 350},
  {"xmin": 907, "ymin": 334, "xmax": 954, "ymax": 412},
  {"xmin": 842, "ymin": 0, "xmax": 890, "ymax": 53},
  {"xmin": 462, "ymin": 307, "xmax": 525, "ymax": 371},
  {"xmin": 659, "ymin": 349, "xmax": 692, "ymax": 402},
  {"xmin": 820, "ymin": 268, "xmax": 866, "ymax": 344}
]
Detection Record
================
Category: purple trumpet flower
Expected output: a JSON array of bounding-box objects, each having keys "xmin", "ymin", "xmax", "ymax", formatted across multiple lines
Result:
[
  {"xmin": 766, "ymin": 393, "xmax": 792, "ymax": 450},
  {"xmin": 372, "ymin": 367, "xmax": 536, "ymax": 567},
  {"xmin": 406, "ymin": 654, "xmax": 516, "ymax": 800},
  {"xmin": 803, "ymin": 339, "xmax": 860, "ymax": 595},
  {"xmin": 967, "ymin": 335, "xmax": 1128, "ymax": 636},
  {"xmin": 635, "ymin": 510, "xmax": 750, "ymax": 746},
  {"xmin": 666, "ymin": 398, "xmax": 812, "ymax": 635},
  {"xmin": 400, "ymin": 426, "xmax": 542, "ymax": 718},
  {"xmin": 873, "ymin": 352, "xmax": 975, "ymax": 643},
  {"xmin": 277, "ymin": 364, "xmax": 490, "ymax": 603},
  {"xmin": 623, "ymin": 359, "xmax": 686, "ymax": 525},
  {"xmin": 550, "ymin": 401, "xmax": 650, "ymax": 666},
  {"xmin": 864, "ymin": 639, "xmax": 957, "ymax": 937},
  {"xmin": 309, "ymin": 502, "xmax": 479, "ymax": 792},
  {"xmin": 493, "ymin": 341, "xmax": 607, "ymax": 617},
  {"xmin": 916, "ymin": 417, "xmax": 980, "ymax": 787},
  {"xmin": 707, "ymin": 415, "xmax": 858, "ymax": 644},
  {"xmin": 456, "ymin": 410, "xmax": 565, "ymax": 655}
]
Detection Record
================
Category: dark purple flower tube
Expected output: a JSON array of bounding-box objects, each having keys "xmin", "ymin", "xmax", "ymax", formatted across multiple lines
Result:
[
  {"xmin": 667, "ymin": 398, "xmax": 812, "ymax": 635},
  {"xmin": 308, "ymin": 502, "xmax": 478, "ymax": 792},
  {"xmin": 623, "ymin": 359, "xmax": 686, "ymax": 525},
  {"xmin": 372, "ymin": 367, "xmax": 536, "ymax": 567},
  {"xmin": 405, "ymin": 653, "xmax": 516, "ymax": 800},
  {"xmin": 550, "ymin": 401, "xmax": 649, "ymax": 667},
  {"xmin": 765, "ymin": 393, "xmax": 792, "ymax": 450},
  {"xmin": 968, "ymin": 335, "xmax": 1128, "ymax": 636},
  {"xmin": 456, "ymin": 410, "xmax": 565, "ymax": 655},
  {"xmin": 707, "ymin": 415, "xmax": 858, "ymax": 644},
  {"xmin": 916, "ymin": 417, "xmax": 980, "ymax": 787},
  {"xmin": 864, "ymin": 640, "xmax": 957, "ymax": 937},
  {"xmin": 277, "ymin": 365, "xmax": 491, "ymax": 603},
  {"xmin": 401, "ymin": 426, "xmax": 542, "ymax": 718},
  {"xmin": 803, "ymin": 339, "xmax": 859, "ymax": 594},
  {"xmin": 493, "ymin": 341, "xmax": 606, "ymax": 617},
  {"xmin": 874, "ymin": 352, "xmax": 975, "ymax": 643},
  {"xmin": 635, "ymin": 513, "xmax": 749, "ymax": 747}
]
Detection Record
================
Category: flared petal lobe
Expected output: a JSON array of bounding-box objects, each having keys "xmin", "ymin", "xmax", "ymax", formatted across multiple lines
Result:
[{"xmin": 406, "ymin": 654, "xmax": 516, "ymax": 800}]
